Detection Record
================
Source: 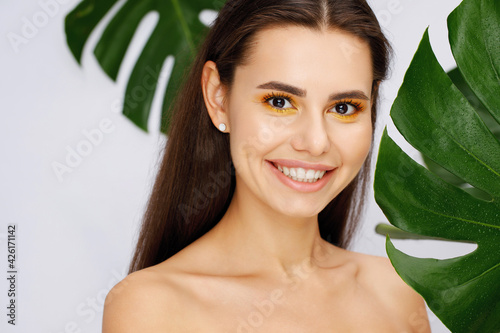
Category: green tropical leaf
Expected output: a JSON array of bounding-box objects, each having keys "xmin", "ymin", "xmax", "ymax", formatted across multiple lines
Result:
[
  {"xmin": 374, "ymin": 0, "xmax": 500, "ymax": 331},
  {"xmin": 421, "ymin": 67, "xmax": 500, "ymax": 201},
  {"xmin": 376, "ymin": 66, "xmax": 500, "ymax": 239},
  {"xmin": 65, "ymin": 0, "xmax": 224, "ymax": 132},
  {"xmin": 448, "ymin": 0, "xmax": 500, "ymax": 125}
]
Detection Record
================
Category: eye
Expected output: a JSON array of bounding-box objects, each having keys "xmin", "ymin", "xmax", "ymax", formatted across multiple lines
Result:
[
  {"xmin": 267, "ymin": 97, "xmax": 293, "ymax": 110},
  {"xmin": 332, "ymin": 103, "xmax": 357, "ymax": 116},
  {"xmin": 261, "ymin": 92, "xmax": 296, "ymax": 113},
  {"xmin": 328, "ymin": 100, "xmax": 364, "ymax": 119}
]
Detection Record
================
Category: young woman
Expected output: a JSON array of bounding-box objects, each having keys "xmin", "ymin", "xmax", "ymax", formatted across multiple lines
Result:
[{"xmin": 103, "ymin": 0, "xmax": 431, "ymax": 331}]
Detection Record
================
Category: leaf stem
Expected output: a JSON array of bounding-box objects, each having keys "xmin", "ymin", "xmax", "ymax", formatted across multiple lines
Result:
[{"xmin": 375, "ymin": 223, "xmax": 477, "ymax": 243}]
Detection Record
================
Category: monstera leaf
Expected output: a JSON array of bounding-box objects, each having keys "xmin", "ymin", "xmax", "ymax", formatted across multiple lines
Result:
[
  {"xmin": 374, "ymin": 0, "xmax": 500, "ymax": 331},
  {"xmin": 375, "ymin": 66, "xmax": 500, "ymax": 239},
  {"xmin": 65, "ymin": 0, "xmax": 223, "ymax": 132},
  {"xmin": 421, "ymin": 67, "xmax": 500, "ymax": 201}
]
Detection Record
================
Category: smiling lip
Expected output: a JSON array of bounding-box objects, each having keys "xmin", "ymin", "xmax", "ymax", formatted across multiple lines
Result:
[{"xmin": 266, "ymin": 159, "xmax": 336, "ymax": 193}]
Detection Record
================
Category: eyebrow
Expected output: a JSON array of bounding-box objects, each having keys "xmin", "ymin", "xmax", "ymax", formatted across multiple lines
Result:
[
  {"xmin": 256, "ymin": 81, "xmax": 370, "ymax": 101},
  {"xmin": 329, "ymin": 91, "xmax": 370, "ymax": 101},
  {"xmin": 257, "ymin": 81, "xmax": 306, "ymax": 97}
]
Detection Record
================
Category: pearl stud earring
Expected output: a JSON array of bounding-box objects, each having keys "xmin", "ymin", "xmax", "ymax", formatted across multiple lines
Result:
[{"xmin": 218, "ymin": 123, "xmax": 227, "ymax": 132}]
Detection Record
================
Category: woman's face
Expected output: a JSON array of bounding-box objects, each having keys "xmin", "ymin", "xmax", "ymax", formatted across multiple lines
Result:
[{"xmin": 225, "ymin": 26, "xmax": 374, "ymax": 218}]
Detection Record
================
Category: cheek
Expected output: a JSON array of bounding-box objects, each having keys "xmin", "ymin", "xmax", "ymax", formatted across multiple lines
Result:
[
  {"xmin": 229, "ymin": 111, "xmax": 287, "ymax": 161},
  {"xmin": 227, "ymin": 100, "xmax": 254, "ymax": 157},
  {"xmin": 335, "ymin": 122, "xmax": 373, "ymax": 168},
  {"xmin": 229, "ymin": 114, "xmax": 269, "ymax": 172}
]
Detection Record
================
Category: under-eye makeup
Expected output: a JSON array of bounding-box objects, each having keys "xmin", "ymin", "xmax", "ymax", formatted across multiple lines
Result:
[{"xmin": 260, "ymin": 92, "xmax": 297, "ymax": 113}]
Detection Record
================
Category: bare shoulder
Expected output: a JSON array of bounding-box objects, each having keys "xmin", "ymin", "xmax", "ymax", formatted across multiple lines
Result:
[
  {"xmin": 102, "ymin": 265, "xmax": 186, "ymax": 332},
  {"xmin": 349, "ymin": 251, "xmax": 431, "ymax": 332}
]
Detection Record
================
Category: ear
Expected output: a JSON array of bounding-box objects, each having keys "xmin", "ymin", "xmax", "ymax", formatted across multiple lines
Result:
[{"xmin": 201, "ymin": 61, "xmax": 229, "ymax": 132}]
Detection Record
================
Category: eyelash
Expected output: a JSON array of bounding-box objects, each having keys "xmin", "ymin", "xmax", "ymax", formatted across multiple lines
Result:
[
  {"xmin": 262, "ymin": 92, "xmax": 296, "ymax": 113},
  {"xmin": 329, "ymin": 99, "xmax": 365, "ymax": 118},
  {"xmin": 261, "ymin": 93, "xmax": 365, "ymax": 118}
]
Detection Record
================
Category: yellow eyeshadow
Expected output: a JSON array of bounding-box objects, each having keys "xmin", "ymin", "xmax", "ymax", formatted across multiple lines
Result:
[
  {"xmin": 330, "ymin": 113, "xmax": 360, "ymax": 122},
  {"xmin": 255, "ymin": 93, "xmax": 367, "ymax": 118},
  {"xmin": 263, "ymin": 104, "xmax": 296, "ymax": 114},
  {"xmin": 328, "ymin": 99, "xmax": 367, "ymax": 122}
]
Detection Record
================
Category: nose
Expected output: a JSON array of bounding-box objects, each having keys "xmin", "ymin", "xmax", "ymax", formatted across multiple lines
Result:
[{"xmin": 290, "ymin": 112, "xmax": 331, "ymax": 156}]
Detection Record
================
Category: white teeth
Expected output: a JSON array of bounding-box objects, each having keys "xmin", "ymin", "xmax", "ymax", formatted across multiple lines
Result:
[
  {"xmin": 296, "ymin": 168, "xmax": 306, "ymax": 179},
  {"xmin": 274, "ymin": 163, "xmax": 328, "ymax": 183}
]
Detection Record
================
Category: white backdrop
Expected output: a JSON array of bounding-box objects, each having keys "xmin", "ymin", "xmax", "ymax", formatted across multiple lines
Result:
[{"xmin": 0, "ymin": 0, "xmax": 476, "ymax": 332}]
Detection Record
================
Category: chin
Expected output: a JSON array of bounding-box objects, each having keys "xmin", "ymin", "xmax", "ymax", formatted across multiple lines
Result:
[{"xmin": 272, "ymin": 198, "xmax": 330, "ymax": 220}]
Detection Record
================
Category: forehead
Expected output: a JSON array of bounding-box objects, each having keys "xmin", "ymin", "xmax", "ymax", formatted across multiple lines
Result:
[{"xmin": 234, "ymin": 26, "xmax": 373, "ymax": 97}]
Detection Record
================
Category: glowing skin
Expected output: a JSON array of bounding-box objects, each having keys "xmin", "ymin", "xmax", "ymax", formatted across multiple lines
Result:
[
  {"xmin": 225, "ymin": 27, "xmax": 374, "ymax": 219},
  {"xmin": 103, "ymin": 26, "xmax": 431, "ymax": 333}
]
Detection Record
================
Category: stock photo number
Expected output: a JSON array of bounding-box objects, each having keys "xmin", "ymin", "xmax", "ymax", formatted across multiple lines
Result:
[{"xmin": 6, "ymin": 224, "xmax": 17, "ymax": 325}]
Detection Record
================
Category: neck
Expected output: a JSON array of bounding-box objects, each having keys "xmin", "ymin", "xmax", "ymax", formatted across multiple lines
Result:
[{"xmin": 206, "ymin": 187, "xmax": 333, "ymax": 279}]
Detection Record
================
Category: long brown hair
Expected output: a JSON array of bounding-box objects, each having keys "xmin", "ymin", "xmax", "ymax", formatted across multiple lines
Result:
[{"xmin": 129, "ymin": 0, "xmax": 391, "ymax": 273}]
